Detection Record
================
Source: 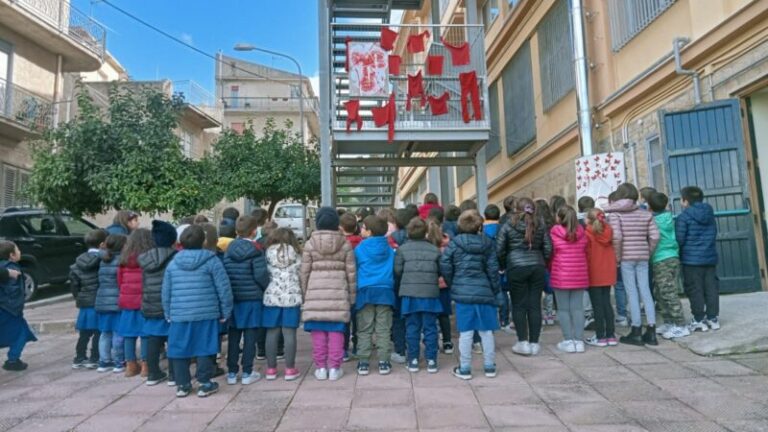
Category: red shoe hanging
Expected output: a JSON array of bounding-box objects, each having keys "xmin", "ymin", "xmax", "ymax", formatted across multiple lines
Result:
[
  {"xmin": 428, "ymin": 92, "xmax": 450, "ymax": 116},
  {"xmin": 345, "ymin": 100, "xmax": 362, "ymax": 132},
  {"xmin": 459, "ymin": 71, "xmax": 482, "ymax": 123},
  {"xmin": 381, "ymin": 27, "xmax": 398, "ymax": 51},
  {"xmin": 406, "ymin": 70, "xmax": 426, "ymax": 111},
  {"xmin": 407, "ymin": 31, "xmax": 430, "ymax": 53},
  {"xmin": 441, "ymin": 37, "xmax": 471, "ymax": 66},
  {"xmin": 371, "ymin": 93, "xmax": 396, "ymax": 142}
]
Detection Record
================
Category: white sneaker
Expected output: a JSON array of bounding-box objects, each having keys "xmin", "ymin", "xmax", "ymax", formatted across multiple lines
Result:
[
  {"xmin": 226, "ymin": 372, "xmax": 238, "ymax": 385},
  {"xmin": 583, "ymin": 317, "xmax": 595, "ymax": 330},
  {"xmin": 689, "ymin": 319, "xmax": 709, "ymax": 333},
  {"xmin": 390, "ymin": 353, "xmax": 406, "ymax": 364},
  {"xmin": 707, "ymin": 317, "xmax": 721, "ymax": 331},
  {"xmin": 574, "ymin": 340, "xmax": 586, "ymax": 353},
  {"xmin": 662, "ymin": 326, "xmax": 691, "ymax": 339},
  {"xmin": 584, "ymin": 336, "xmax": 607, "ymax": 347},
  {"xmin": 529, "ymin": 343, "xmax": 541, "ymax": 356},
  {"xmin": 615, "ymin": 316, "xmax": 629, "ymax": 327},
  {"xmin": 501, "ymin": 324, "xmax": 515, "ymax": 334},
  {"xmin": 314, "ymin": 367, "xmax": 328, "ymax": 381},
  {"xmin": 241, "ymin": 372, "xmax": 260, "ymax": 385},
  {"xmin": 656, "ymin": 323, "xmax": 672, "ymax": 335},
  {"xmin": 472, "ymin": 342, "xmax": 483, "ymax": 354},
  {"xmin": 557, "ymin": 340, "xmax": 576, "ymax": 353},
  {"xmin": 512, "ymin": 341, "xmax": 532, "ymax": 356},
  {"xmin": 328, "ymin": 368, "xmax": 344, "ymax": 381}
]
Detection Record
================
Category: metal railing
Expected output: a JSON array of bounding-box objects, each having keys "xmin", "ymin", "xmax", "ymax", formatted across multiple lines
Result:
[
  {"xmin": 14, "ymin": 0, "xmax": 106, "ymax": 59},
  {"xmin": 221, "ymin": 96, "xmax": 320, "ymax": 116},
  {"xmin": 607, "ymin": 0, "xmax": 676, "ymax": 52},
  {"xmin": 330, "ymin": 23, "xmax": 490, "ymax": 132},
  {"xmin": 0, "ymin": 78, "xmax": 54, "ymax": 131},
  {"xmin": 173, "ymin": 80, "xmax": 223, "ymax": 124}
]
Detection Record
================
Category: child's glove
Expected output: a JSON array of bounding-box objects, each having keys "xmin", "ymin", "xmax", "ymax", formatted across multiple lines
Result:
[{"xmin": 495, "ymin": 291, "xmax": 506, "ymax": 308}]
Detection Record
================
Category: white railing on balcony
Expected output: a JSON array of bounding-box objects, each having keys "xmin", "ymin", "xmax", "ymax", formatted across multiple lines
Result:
[
  {"xmin": 221, "ymin": 96, "xmax": 320, "ymax": 116},
  {"xmin": 173, "ymin": 80, "xmax": 223, "ymax": 124},
  {"xmin": 0, "ymin": 78, "xmax": 54, "ymax": 131},
  {"xmin": 14, "ymin": 0, "xmax": 106, "ymax": 59},
  {"xmin": 330, "ymin": 23, "xmax": 490, "ymax": 133}
]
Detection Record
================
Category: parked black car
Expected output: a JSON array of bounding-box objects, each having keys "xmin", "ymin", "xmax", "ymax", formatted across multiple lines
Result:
[{"xmin": 0, "ymin": 208, "xmax": 98, "ymax": 300}]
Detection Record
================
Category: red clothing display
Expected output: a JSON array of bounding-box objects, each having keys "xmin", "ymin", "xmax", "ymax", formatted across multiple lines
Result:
[
  {"xmin": 428, "ymin": 92, "xmax": 450, "ymax": 116},
  {"xmin": 441, "ymin": 37, "xmax": 471, "ymax": 66},
  {"xmin": 380, "ymin": 26, "xmax": 398, "ymax": 51},
  {"xmin": 371, "ymin": 92, "xmax": 396, "ymax": 142},
  {"xmin": 427, "ymin": 55, "xmax": 444, "ymax": 76},
  {"xmin": 389, "ymin": 55, "xmax": 401, "ymax": 75},
  {"xmin": 345, "ymin": 100, "xmax": 362, "ymax": 132},
  {"xmin": 459, "ymin": 71, "xmax": 482, "ymax": 123},
  {"xmin": 407, "ymin": 31, "xmax": 430, "ymax": 53},
  {"xmin": 406, "ymin": 70, "xmax": 426, "ymax": 111}
]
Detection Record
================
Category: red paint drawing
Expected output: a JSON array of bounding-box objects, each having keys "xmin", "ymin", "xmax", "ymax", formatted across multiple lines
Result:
[
  {"xmin": 348, "ymin": 42, "xmax": 389, "ymax": 97},
  {"xmin": 575, "ymin": 152, "xmax": 626, "ymax": 208}
]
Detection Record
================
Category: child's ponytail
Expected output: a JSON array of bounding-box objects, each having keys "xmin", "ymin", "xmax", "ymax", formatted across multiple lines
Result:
[
  {"xmin": 587, "ymin": 208, "xmax": 606, "ymax": 234},
  {"xmin": 556, "ymin": 205, "xmax": 579, "ymax": 242},
  {"xmin": 426, "ymin": 217, "xmax": 443, "ymax": 247},
  {"xmin": 514, "ymin": 197, "xmax": 538, "ymax": 248}
]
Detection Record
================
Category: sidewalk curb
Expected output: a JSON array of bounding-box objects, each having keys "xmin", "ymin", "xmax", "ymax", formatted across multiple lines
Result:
[
  {"xmin": 26, "ymin": 294, "xmax": 71, "ymax": 310},
  {"xmin": 29, "ymin": 320, "xmax": 75, "ymax": 334}
]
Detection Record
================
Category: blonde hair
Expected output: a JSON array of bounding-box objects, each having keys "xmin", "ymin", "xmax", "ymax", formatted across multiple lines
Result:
[{"xmin": 587, "ymin": 208, "xmax": 605, "ymax": 234}]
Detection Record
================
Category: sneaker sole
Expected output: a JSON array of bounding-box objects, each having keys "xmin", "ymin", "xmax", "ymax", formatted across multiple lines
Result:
[
  {"xmin": 484, "ymin": 372, "xmax": 497, "ymax": 378},
  {"xmin": 512, "ymin": 350, "xmax": 532, "ymax": 356},
  {"xmin": 285, "ymin": 375, "xmax": 300, "ymax": 381},
  {"xmin": 427, "ymin": 368, "xmax": 438, "ymax": 374},
  {"xmin": 453, "ymin": 372, "xmax": 472, "ymax": 380},
  {"xmin": 197, "ymin": 389, "xmax": 218, "ymax": 398},
  {"xmin": 357, "ymin": 370, "xmax": 369, "ymax": 376},
  {"xmin": 378, "ymin": 369, "xmax": 391, "ymax": 375},
  {"xmin": 443, "ymin": 349, "xmax": 454, "ymax": 354},
  {"xmin": 265, "ymin": 375, "xmax": 278, "ymax": 381},
  {"xmin": 176, "ymin": 392, "xmax": 190, "ymax": 398}
]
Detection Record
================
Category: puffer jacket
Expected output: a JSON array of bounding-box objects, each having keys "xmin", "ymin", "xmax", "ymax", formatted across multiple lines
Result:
[
  {"xmin": 442, "ymin": 221, "xmax": 458, "ymax": 239},
  {"xmin": 550, "ymin": 225, "xmax": 589, "ymax": 289},
  {"xmin": 118, "ymin": 255, "xmax": 143, "ymax": 311},
  {"xmin": 355, "ymin": 236, "xmax": 395, "ymax": 308},
  {"xmin": 605, "ymin": 199, "xmax": 660, "ymax": 262},
  {"xmin": 264, "ymin": 244, "xmax": 302, "ymax": 308},
  {"xmin": 138, "ymin": 247, "xmax": 177, "ymax": 319},
  {"xmin": 0, "ymin": 261, "xmax": 24, "ymax": 317},
  {"xmin": 418, "ymin": 202, "xmax": 442, "ymax": 220},
  {"xmin": 652, "ymin": 212, "xmax": 679, "ymax": 264},
  {"xmin": 300, "ymin": 230, "xmax": 356, "ymax": 323},
  {"xmin": 440, "ymin": 233, "xmax": 500, "ymax": 305},
  {"xmin": 586, "ymin": 224, "xmax": 616, "ymax": 287},
  {"xmin": 388, "ymin": 229, "xmax": 408, "ymax": 249},
  {"xmin": 222, "ymin": 238, "xmax": 269, "ymax": 302},
  {"xmin": 162, "ymin": 249, "xmax": 233, "ymax": 322},
  {"xmin": 496, "ymin": 219, "xmax": 552, "ymax": 270},
  {"xmin": 96, "ymin": 254, "xmax": 120, "ymax": 312},
  {"xmin": 675, "ymin": 202, "xmax": 718, "ymax": 266},
  {"xmin": 395, "ymin": 239, "xmax": 441, "ymax": 299},
  {"xmin": 69, "ymin": 252, "xmax": 101, "ymax": 308}
]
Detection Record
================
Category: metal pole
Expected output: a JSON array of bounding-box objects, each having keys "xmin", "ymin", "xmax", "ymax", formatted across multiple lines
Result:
[
  {"xmin": 465, "ymin": 0, "xmax": 488, "ymax": 210},
  {"xmin": 571, "ymin": 0, "xmax": 593, "ymax": 156},
  {"xmin": 318, "ymin": 0, "xmax": 333, "ymax": 206}
]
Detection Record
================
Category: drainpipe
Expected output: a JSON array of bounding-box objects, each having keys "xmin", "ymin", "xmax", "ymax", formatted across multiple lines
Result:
[
  {"xmin": 53, "ymin": 54, "xmax": 62, "ymax": 126},
  {"xmin": 673, "ymin": 37, "xmax": 702, "ymax": 105},
  {"xmin": 571, "ymin": 0, "xmax": 593, "ymax": 157}
]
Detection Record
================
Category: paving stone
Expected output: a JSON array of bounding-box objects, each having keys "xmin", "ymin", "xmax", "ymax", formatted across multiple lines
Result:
[
  {"xmin": 352, "ymin": 388, "xmax": 414, "ymax": 407},
  {"xmin": 469, "ymin": 369, "xmax": 529, "ymax": 387},
  {"xmin": 592, "ymin": 381, "xmax": 675, "ymax": 402},
  {"xmin": 571, "ymin": 365, "xmax": 644, "ymax": 382},
  {"xmin": 410, "ymin": 369, "xmax": 469, "ymax": 387},
  {"xmin": 226, "ymin": 389, "xmax": 295, "ymax": 410},
  {"xmin": 626, "ymin": 363, "xmax": 701, "ymax": 381},
  {"xmin": 275, "ymin": 406, "xmax": 349, "ymax": 431},
  {"xmin": 0, "ymin": 417, "xmax": 24, "ymax": 432},
  {"xmin": 354, "ymin": 369, "xmax": 412, "ymax": 389},
  {"xmin": 712, "ymin": 375, "xmax": 768, "ymax": 404},
  {"xmin": 606, "ymin": 350, "xmax": 671, "ymax": 365},
  {"xmin": 74, "ymin": 413, "xmax": 148, "ymax": 432},
  {"xmin": 289, "ymin": 387, "xmax": 354, "ymax": 408},
  {"xmin": 549, "ymin": 402, "xmax": 632, "ymax": 425},
  {"xmin": 493, "ymin": 427, "xmax": 570, "ymax": 432},
  {"xmin": 639, "ymin": 421, "xmax": 730, "ymax": 432},
  {"xmin": 556, "ymin": 350, "xmax": 621, "ymax": 367},
  {"xmin": 473, "ymin": 384, "xmax": 541, "ymax": 405},
  {"xmin": 44, "ymin": 396, "xmax": 113, "ymax": 417},
  {"xmin": 682, "ymin": 360, "xmax": 759, "ymax": 377},
  {"xmin": 534, "ymin": 383, "xmax": 607, "ymax": 403},
  {"xmin": 101, "ymin": 394, "xmax": 175, "ymax": 414},
  {"xmin": 137, "ymin": 411, "xmax": 216, "ymax": 432},
  {"xmin": 734, "ymin": 357, "xmax": 768, "ymax": 374},
  {"xmin": 656, "ymin": 346, "xmax": 711, "ymax": 362},
  {"xmin": 617, "ymin": 400, "xmax": 702, "ymax": 422},
  {"xmin": 568, "ymin": 425, "xmax": 649, "ymax": 432},
  {"xmin": 346, "ymin": 407, "xmax": 417, "ymax": 430},
  {"xmin": 416, "ymin": 405, "xmax": 490, "ymax": 429},
  {"xmin": 483, "ymin": 404, "xmax": 563, "ymax": 428},
  {"xmin": 414, "ymin": 385, "xmax": 477, "ymax": 407},
  {"xmin": 9, "ymin": 415, "xmax": 87, "ymax": 432},
  {"xmin": 205, "ymin": 407, "xmax": 284, "ymax": 432},
  {"xmin": 520, "ymin": 366, "xmax": 586, "ymax": 385},
  {"xmin": 719, "ymin": 420, "xmax": 768, "ymax": 432}
]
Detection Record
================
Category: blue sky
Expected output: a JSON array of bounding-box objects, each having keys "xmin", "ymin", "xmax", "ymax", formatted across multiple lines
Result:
[{"xmin": 73, "ymin": 0, "xmax": 320, "ymax": 94}]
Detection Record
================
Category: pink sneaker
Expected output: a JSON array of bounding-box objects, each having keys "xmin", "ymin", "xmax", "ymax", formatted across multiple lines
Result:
[
  {"xmin": 265, "ymin": 368, "xmax": 278, "ymax": 380},
  {"xmin": 606, "ymin": 338, "xmax": 619, "ymax": 346},
  {"xmin": 284, "ymin": 368, "xmax": 301, "ymax": 381}
]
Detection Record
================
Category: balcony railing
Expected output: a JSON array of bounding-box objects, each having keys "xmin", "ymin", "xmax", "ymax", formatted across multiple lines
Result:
[
  {"xmin": 173, "ymin": 80, "xmax": 223, "ymax": 124},
  {"xmin": 0, "ymin": 78, "xmax": 54, "ymax": 131},
  {"xmin": 221, "ymin": 96, "xmax": 320, "ymax": 116},
  {"xmin": 15, "ymin": 0, "xmax": 106, "ymax": 59}
]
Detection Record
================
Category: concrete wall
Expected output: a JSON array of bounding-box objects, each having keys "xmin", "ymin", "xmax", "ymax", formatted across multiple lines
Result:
[
  {"xmin": 751, "ymin": 90, "xmax": 768, "ymax": 232},
  {"xmin": 0, "ymin": 26, "xmax": 57, "ymax": 99}
]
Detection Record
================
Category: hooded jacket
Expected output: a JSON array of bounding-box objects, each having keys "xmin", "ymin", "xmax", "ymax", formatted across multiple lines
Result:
[
  {"xmin": 440, "ymin": 233, "xmax": 500, "ymax": 305},
  {"xmin": 496, "ymin": 219, "xmax": 552, "ymax": 270},
  {"xmin": 162, "ymin": 249, "xmax": 233, "ymax": 322},
  {"xmin": 264, "ymin": 244, "xmax": 303, "ymax": 308},
  {"xmin": 118, "ymin": 255, "xmax": 143, "ymax": 311},
  {"xmin": 549, "ymin": 225, "xmax": 589, "ymax": 289},
  {"xmin": 652, "ymin": 211, "xmax": 680, "ymax": 264},
  {"xmin": 586, "ymin": 224, "xmax": 617, "ymax": 287},
  {"xmin": 355, "ymin": 236, "xmax": 395, "ymax": 308},
  {"xmin": 69, "ymin": 252, "xmax": 101, "ymax": 308},
  {"xmin": 388, "ymin": 229, "xmax": 408, "ymax": 249},
  {"xmin": 0, "ymin": 261, "xmax": 24, "ymax": 317},
  {"xmin": 138, "ymin": 247, "xmax": 177, "ymax": 319},
  {"xmin": 675, "ymin": 202, "xmax": 718, "ymax": 266},
  {"xmin": 442, "ymin": 221, "xmax": 458, "ymax": 239},
  {"xmin": 605, "ymin": 199, "xmax": 660, "ymax": 262},
  {"xmin": 418, "ymin": 202, "xmax": 442, "ymax": 220},
  {"xmin": 96, "ymin": 254, "xmax": 120, "ymax": 312},
  {"xmin": 345, "ymin": 234, "xmax": 363, "ymax": 249},
  {"xmin": 300, "ymin": 230, "xmax": 357, "ymax": 323},
  {"xmin": 222, "ymin": 238, "xmax": 269, "ymax": 302},
  {"xmin": 395, "ymin": 239, "xmax": 441, "ymax": 299}
]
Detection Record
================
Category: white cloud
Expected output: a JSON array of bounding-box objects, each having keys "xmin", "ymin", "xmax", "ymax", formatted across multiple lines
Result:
[{"xmin": 180, "ymin": 32, "xmax": 194, "ymax": 46}]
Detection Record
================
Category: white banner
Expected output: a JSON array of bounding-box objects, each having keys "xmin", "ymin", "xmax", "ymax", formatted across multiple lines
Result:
[
  {"xmin": 348, "ymin": 42, "xmax": 389, "ymax": 97},
  {"xmin": 575, "ymin": 152, "xmax": 626, "ymax": 209}
]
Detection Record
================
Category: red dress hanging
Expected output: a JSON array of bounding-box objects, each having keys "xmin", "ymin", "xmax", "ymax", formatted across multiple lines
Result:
[
  {"xmin": 406, "ymin": 70, "xmax": 426, "ymax": 111},
  {"xmin": 380, "ymin": 27, "xmax": 398, "ymax": 51},
  {"xmin": 427, "ymin": 55, "xmax": 444, "ymax": 76},
  {"xmin": 428, "ymin": 92, "xmax": 450, "ymax": 116},
  {"xmin": 407, "ymin": 31, "xmax": 430, "ymax": 53},
  {"xmin": 389, "ymin": 55, "xmax": 402, "ymax": 75},
  {"xmin": 441, "ymin": 37, "xmax": 471, "ymax": 66},
  {"xmin": 345, "ymin": 100, "xmax": 362, "ymax": 132},
  {"xmin": 371, "ymin": 93, "xmax": 396, "ymax": 142},
  {"xmin": 459, "ymin": 71, "xmax": 482, "ymax": 123}
]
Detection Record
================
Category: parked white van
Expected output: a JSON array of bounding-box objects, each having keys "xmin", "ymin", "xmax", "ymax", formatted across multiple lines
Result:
[{"xmin": 272, "ymin": 204, "xmax": 317, "ymax": 241}]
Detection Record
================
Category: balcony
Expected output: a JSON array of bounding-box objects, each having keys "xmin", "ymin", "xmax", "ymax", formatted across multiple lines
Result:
[
  {"xmin": 0, "ymin": 0, "xmax": 106, "ymax": 71},
  {"xmin": 0, "ymin": 78, "xmax": 54, "ymax": 140},
  {"xmin": 172, "ymin": 80, "xmax": 223, "ymax": 127},
  {"xmin": 221, "ymin": 96, "xmax": 320, "ymax": 117}
]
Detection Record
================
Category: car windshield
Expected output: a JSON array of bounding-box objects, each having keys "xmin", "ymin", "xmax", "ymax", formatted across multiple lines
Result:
[
  {"xmin": 274, "ymin": 206, "xmax": 303, "ymax": 219},
  {"xmin": 59, "ymin": 215, "xmax": 94, "ymax": 236}
]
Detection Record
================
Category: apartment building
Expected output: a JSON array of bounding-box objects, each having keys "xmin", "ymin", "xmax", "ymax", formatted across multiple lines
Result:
[
  {"xmin": 398, "ymin": 0, "xmax": 768, "ymax": 292},
  {"xmin": 0, "ymin": 0, "xmax": 106, "ymax": 209}
]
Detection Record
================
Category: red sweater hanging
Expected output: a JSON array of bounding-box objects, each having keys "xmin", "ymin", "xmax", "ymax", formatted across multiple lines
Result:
[
  {"xmin": 371, "ymin": 93, "xmax": 396, "ymax": 142},
  {"xmin": 345, "ymin": 100, "xmax": 362, "ymax": 132},
  {"xmin": 459, "ymin": 71, "xmax": 482, "ymax": 123},
  {"xmin": 389, "ymin": 55, "xmax": 402, "ymax": 75},
  {"xmin": 407, "ymin": 31, "xmax": 430, "ymax": 53},
  {"xmin": 441, "ymin": 37, "xmax": 471, "ymax": 66},
  {"xmin": 428, "ymin": 92, "xmax": 450, "ymax": 116},
  {"xmin": 380, "ymin": 27, "xmax": 398, "ymax": 51},
  {"xmin": 406, "ymin": 70, "xmax": 426, "ymax": 111},
  {"xmin": 427, "ymin": 55, "xmax": 444, "ymax": 76}
]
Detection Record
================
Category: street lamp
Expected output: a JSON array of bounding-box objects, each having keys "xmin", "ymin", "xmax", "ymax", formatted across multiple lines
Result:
[{"xmin": 233, "ymin": 43, "xmax": 306, "ymax": 144}]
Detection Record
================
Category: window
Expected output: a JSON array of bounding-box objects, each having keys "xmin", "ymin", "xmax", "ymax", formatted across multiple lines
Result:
[
  {"xmin": 608, "ymin": 0, "xmax": 676, "ymax": 51},
  {"xmin": 290, "ymin": 85, "xmax": 301, "ymax": 98},
  {"xmin": 456, "ymin": 166, "xmax": 474, "ymax": 186},
  {"xmin": 18, "ymin": 215, "xmax": 66, "ymax": 236},
  {"xmin": 508, "ymin": 0, "xmax": 521, "ymax": 9},
  {"xmin": 486, "ymin": 81, "xmax": 501, "ymax": 161},
  {"xmin": 180, "ymin": 130, "xmax": 193, "ymax": 158},
  {"xmin": 646, "ymin": 135, "xmax": 666, "ymax": 193},
  {"xmin": 482, "ymin": 0, "xmax": 499, "ymax": 31},
  {"xmin": 59, "ymin": 215, "xmax": 93, "ymax": 236},
  {"xmin": 0, "ymin": 39, "xmax": 11, "ymax": 118},
  {"xmin": 502, "ymin": 41, "xmax": 536, "ymax": 155},
  {"xmin": 274, "ymin": 206, "xmax": 303, "ymax": 218},
  {"xmin": 538, "ymin": 0, "xmax": 574, "ymax": 111},
  {"xmin": 230, "ymin": 85, "xmax": 239, "ymax": 108},
  {"xmin": 2, "ymin": 164, "xmax": 30, "ymax": 210}
]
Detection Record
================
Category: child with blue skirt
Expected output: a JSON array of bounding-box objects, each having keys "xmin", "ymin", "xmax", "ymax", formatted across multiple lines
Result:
[
  {"xmin": 96, "ymin": 234, "xmax": 127, "ymax": 372},
  {"xmin": 118, "ymin": 228, "xmax": 154, "ymax": 377},
  {"xmin": 70, "ymin": 229, "xmax": 108, "ymax": 370},
  {"xmin": 0, "ymin": 242, "xmax": 36, "ymax": 371}
]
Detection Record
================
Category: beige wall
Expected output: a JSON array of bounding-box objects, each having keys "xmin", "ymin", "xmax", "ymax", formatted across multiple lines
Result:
[{"xmin": 0, "ymin": 26, "xmax": 57, "ymax": 99}]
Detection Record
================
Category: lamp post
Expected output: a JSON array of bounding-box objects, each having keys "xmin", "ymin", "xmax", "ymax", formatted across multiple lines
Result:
[{"xmin": 233, "ymin": 43, "xmax": 306, "ymax": 144}]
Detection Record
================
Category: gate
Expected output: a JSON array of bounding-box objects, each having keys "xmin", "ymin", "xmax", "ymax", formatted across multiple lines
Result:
[{"xmin": 660, "ymin": 99, "xmax": 761, "ymax": 293}]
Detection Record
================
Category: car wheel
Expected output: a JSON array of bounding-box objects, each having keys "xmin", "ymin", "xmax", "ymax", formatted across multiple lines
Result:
[{"xmin": 22, "ymin": 270, "xmax": 38, "ymax": 302}]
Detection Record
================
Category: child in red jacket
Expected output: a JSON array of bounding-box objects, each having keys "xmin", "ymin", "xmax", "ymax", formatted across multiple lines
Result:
[
  {"xmin": 118, "ymin": 228, "xmax": 154, "ymax": 377},
  {"xmin": 584, "ymin": 208, "xmax": 617, "ymax": 348}
]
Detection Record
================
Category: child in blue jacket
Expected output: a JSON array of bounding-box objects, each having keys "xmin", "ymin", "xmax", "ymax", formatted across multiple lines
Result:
[{"xmin": 0, "ymin": 241, "xmax": 36, "ymax": 371}]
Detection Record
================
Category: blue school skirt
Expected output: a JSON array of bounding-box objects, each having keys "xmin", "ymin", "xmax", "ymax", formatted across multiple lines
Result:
[
  {"xmin": 401, "ymin": 297, "xmax": 443, "ymax": 315},
  {"xmin": 231, "ymin": 301, "xmax": 262, "ymax": 329},
  {"xmin": 304, "ymin": 321, "xmax": 346, "ymax": 333},
  {"xmin": 438, "ymin": 289, "xmax": 452, "ymax": 315},
  {"xmin": 0, "ymin": 309, "xmax": 37, "ymax": 348},
  {"xmin": 75, "ymin": 308, "xmax": 99, "ymax": 331},
  {"xmin": 167, "ymin": 319, "xmax": 219, "ymax": 358},
  {"xmin": 142, "ymin": 318, "xmax": 170, "ymax": 337},
  {"xmin": 455, "ymin": 302, "xmax": 500, "ymax": 333},
  {"xmin": 117, "ymin": 310, "xmax": 145, "ymax": 337},
  {"xmin": 261, "ymin": 306, "xmax": 300, "ymax": 329},
  {"xmin": 97, "ymin": 311, "xmax": 121, "ymax": 333}
]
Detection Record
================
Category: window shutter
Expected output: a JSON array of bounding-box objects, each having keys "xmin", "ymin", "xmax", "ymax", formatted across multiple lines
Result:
[{"xmin": 3, "ymin": 165, "xmax": 18, "ymax": 209}]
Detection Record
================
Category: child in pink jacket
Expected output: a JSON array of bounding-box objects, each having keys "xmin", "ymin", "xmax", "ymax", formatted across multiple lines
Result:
[{"xmin": 550, "ymin": 205, "xmax": 589, "ymax": 354}]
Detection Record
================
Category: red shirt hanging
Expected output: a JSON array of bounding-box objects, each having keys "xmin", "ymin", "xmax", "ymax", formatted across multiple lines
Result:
[
  {"xmin": 406, "ymin": 70, "xmax": 426, "ymax": 111},
  {"xmin": 428, "ymin": 92, "xmax": 450, "ymax": 116},
  {"xmin": 427, "ymin": 55, "xmax": 444, "ymax": 76},
  {"xmin": 345, "ymin": 100, "xmax": 362, "ymax": 132},
  {"xmin": 389, "ymin": 55, "xmax": 402, "ymax": 75},
  {"xmin": 380, "ymin": 27, "xmax": 398, "ymax": 51},
  {"xmin": 371, "ymin": 93, "xmax": 396, "ymax": 142},
  {"xmin": 407, "ymin": 31, "xmax": 430, "ymax": 53},
  {"xmin": 441, "ymin": 37, "xmax": 471, "ymax": 66}
]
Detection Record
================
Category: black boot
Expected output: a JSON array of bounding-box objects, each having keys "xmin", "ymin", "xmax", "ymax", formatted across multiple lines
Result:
[
  {"xmin": 642, "ymin": 325, "xmax": 658, "ymax": 346},
  {"xmin": 619, "ymin": 326, "xmax": 644, "ymax": 346}
]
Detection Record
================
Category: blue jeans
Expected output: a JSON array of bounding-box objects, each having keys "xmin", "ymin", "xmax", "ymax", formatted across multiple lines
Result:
[
  {"xmin": 392, "ymin": 315, "xmax": 406, "ymax": 356},
  {"xmin": 124, "ymin": 336, "xmax": 147, "ymax": 362},
  {"xmin": 99, "ymin": 332, "xmax": 124, "ymax": 365},
  {"xmin": 614, "ymin": 266, "xmax": 627, "ymax": 318},
  {"xmin": 459, "ymin": 330, "xmax": 494, "ymax": 370},
  {"xmin": 405, "ymin": 312, "xmax": 438, "ymax": 362},
  {"xmin": 621, "ymin": 261, "xmax": 656, "ymax": 327}
]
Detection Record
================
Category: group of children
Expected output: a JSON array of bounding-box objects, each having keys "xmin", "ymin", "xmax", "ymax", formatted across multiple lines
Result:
[{"xmin": 0, "ymin": 182, "xmax": 720, "ymax": 396}]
